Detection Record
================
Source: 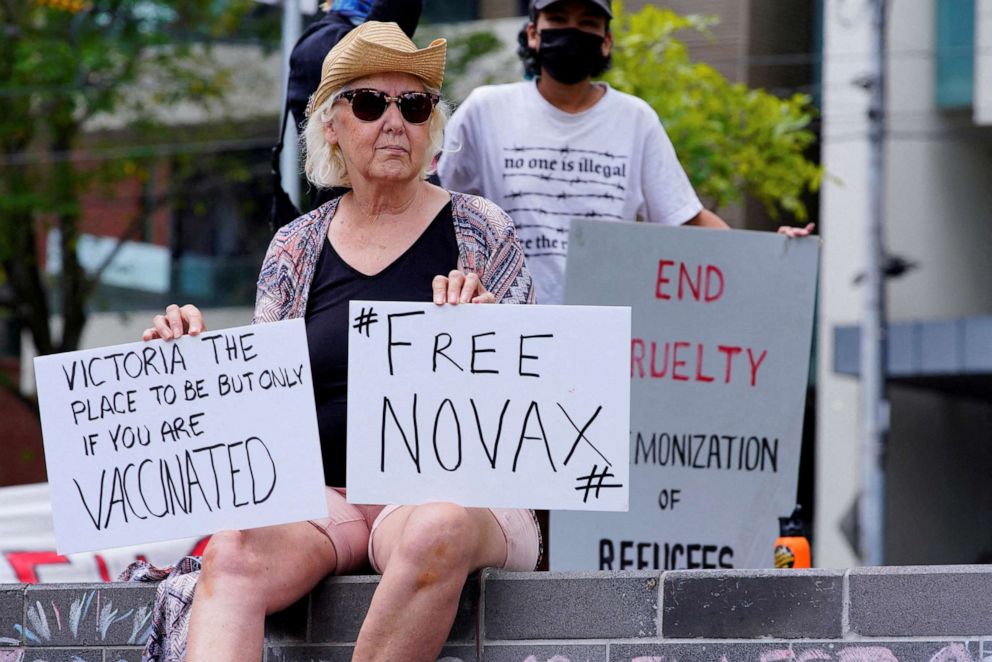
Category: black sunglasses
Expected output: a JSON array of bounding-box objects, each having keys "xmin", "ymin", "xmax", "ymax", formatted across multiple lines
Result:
[{"xmin": 337, "ymin": 88, "xmax": 440, "ymax": 124}]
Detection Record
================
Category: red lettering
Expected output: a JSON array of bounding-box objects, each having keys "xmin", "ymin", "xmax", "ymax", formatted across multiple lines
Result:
[
  {"xmin": 695, "ymin": 344, "xmax": 715, "ymax": 382},
  {"xmin": 747, "ymin": 348, "xmax": 768, "ymax": 387},
  {"xmin": 631, "ymin": 339, "xmax": 646, "ymax": 378},
  {"xmin": 717, "ymin": 345, "xmax": 742, "ymax": 383},
  {"xmin": 95, "ymin": 554, "xmax": 111, "ymax": 582},
  {"xmin": 705, "ymin": 265, "xmax": 725, "ymax": 302},
  {"xmin": 658, "ymin": 261, "xmax": 726, "ymax": 303},
  {"xmin": 655, "ymin": 260, "xmax": 675, "ymax": 300},
  {"xmin": 650, "ymin": 342, "xmax": 669, "ymax": 378},
  {"xmin": 631, "ymin": 341, "xmax": 761, "ymax": 386},
  {"xmin": 678, "ymin": 263, "xmax": 702, "ymax": 301},
  {"xmin": 190, "ymin": 536, "xmax": 211, "ymax": 556},
  {"xmin": 672, "ymin": 341, "xmax": 691, "ymax": 381},
  {"xmin": 4, "ymin": 551, "xmax": 70, "ymax": 584}
]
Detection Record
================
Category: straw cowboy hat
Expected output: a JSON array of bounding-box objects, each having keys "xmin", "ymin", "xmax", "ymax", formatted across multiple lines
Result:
[{"xmin": 306, "ymin": 21, "xmax": 447, "ymax": 117}]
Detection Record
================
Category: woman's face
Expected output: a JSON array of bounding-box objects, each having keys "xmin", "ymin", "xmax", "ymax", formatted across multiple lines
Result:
[{"xmin": 323, "ymin": 72, "xmax": 434, "ymax": 186}]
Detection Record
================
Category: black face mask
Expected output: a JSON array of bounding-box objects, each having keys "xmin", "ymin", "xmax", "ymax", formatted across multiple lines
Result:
[{"xmin": 537, "ymin": 27, "xmax": 608, "ymax": 85}]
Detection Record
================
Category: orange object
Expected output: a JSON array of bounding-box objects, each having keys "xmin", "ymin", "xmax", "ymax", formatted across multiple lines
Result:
[{"xmin": 774, "ymin": 505, "xmax": 811, "ymax": 568}]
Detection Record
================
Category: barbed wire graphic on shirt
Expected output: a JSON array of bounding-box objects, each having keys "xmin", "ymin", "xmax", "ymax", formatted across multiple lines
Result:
[
  {"xmin": 525, "ymin": 251, "xmax": 569, "ymax": 258},
  {"xmin": 503, "ymin": 207, "xmax": 625, "ymax": 220},
  {"xmin": 507, "ymin": 190, "xmax": 624, "ymax": 202},
  {"xmin": 504, "ymin": 146, "xmax": 629, "ymax": 159},
  {"xmin": 502, "ymin": 173, "xmax": 627, "ymax": 192},
  {"xmin": 514, "ymin": 223, "xmax": 570, "ymax": 234}
]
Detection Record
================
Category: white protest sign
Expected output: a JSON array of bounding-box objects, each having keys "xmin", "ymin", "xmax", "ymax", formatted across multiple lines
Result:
[
  {"xmin": 33, "ymin": 319, "xmax": 327, "ymax": 555},
  {"xmin": 346, "ymin": 302, "xmax": 631, "ymax": 510},
  {"xmin": 553, "ymin": 220, "xmax": 819, "ymax": 570}
]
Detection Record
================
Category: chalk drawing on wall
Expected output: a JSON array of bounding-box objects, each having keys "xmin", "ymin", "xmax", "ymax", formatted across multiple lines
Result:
[{"xmin": 10, "ymin": 589, "xmax": 151, "ymax": 646}]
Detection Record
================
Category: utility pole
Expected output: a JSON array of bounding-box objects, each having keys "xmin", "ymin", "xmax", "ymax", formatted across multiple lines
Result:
[
  {"xmin": 280, "ymin": 0, "xmax": 302, "ymax": 208},
  {"xmin": 860, "ymin": 0, "xmax": 888, "ymax": 567}
]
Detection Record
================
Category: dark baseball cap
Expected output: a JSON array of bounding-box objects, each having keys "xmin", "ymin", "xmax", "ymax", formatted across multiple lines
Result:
[{"xmin": 530, "ymin": 0, "xmax": 613, "ymax": 19}]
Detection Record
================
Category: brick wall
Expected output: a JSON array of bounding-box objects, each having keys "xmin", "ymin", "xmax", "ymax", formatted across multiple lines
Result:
[{"xmin": 3, "ymin": 566, "xmax": 990, "ymax": 661}]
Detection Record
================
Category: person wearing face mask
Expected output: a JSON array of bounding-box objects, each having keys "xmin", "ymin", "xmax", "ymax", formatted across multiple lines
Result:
[{"xmin": 439, "ymin": 0, "xmax": 813, "ymax": 305}]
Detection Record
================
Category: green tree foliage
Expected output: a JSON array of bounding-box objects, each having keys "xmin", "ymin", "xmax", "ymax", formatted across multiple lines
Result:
[
  {"xmin": 443, "ymin": 30, "xmax": 503, "ymax": 81},
  {"xmin": 0, "ymin": 0, "xmax": 256, "ymax": 365},
  {"xmin": 604, "ymin": 2, "xmax": 822, "ymax": 221}
]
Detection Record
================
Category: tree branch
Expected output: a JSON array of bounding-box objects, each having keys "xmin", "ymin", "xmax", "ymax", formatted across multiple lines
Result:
[
  {"xmin": 0, "ymin": 243, "xmax": 54, "ymax": 356},
  {"xmin": 81, "ymin": 183, "xmax": 159, "ymax": 299},
  {"xmin": 52, "ymin": 117, "xmax": 88, "ymax": 353}
]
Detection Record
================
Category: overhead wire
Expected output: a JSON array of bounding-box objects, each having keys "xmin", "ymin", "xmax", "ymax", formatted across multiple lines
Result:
[
  {"xmin": 1, "ymin": 0, "xmax": 988, "ymax": 167},
  {"xmin": 0, "ymin": 43, "xmax": 988, "ymax": 98}
]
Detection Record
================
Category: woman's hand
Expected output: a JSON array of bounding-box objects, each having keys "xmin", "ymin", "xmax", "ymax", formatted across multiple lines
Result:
[
  {"xmin": 432, "ymin": 270, "xmax": 496, "ymax": 305},
  {"xmin": 142, "ymin": 304, "xmax": 207, "ymax": 341},
  {"xmin": 777, "ymin": 223, "xmax": 815, "ymax": 238}
]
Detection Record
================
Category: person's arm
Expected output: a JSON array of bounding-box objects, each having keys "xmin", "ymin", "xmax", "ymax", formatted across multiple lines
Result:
[
  {"xmin": 430, "ymin": 198, "xmax": 534, "ymax": 306},
  {"xmin": 447, "ymin": 194, "xmax": 534, "ymax": 304},
  {"xmin": 367, "ymin": 0, "xmax": 422, "ymax": 37},
  {"xmin": 777, "ymin": 222, "xmax": 815, "ymax": 238},
  {"xmin": 684, "ymin": 208, "xmax": 730, "ymax": 229},
  {"xmin": 684, "ymin": 209, "xmax": 815, "ymax": 237},
  {"xmin": 639, "ymin": 109, "xmax": 705, "ymax": 227},
  {"xmin": 640, "ymin": 108, "xmax": 815, "ymax": 238},
  {"xmin": 252, "ymin": 228, "xmax": 294, "ymax": 324},
  {"xmin": 480, "ymin": 201, "xmax": 535, "ymax": 305}
]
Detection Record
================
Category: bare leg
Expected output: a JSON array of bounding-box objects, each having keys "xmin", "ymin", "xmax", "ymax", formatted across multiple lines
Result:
[
  {"xmin": 186, "ymin": 521, "xmax": 337, "ymax": 662},
  {"xmin": 352, "ymin": 503, "xmax": 507, "ymax": 662}
]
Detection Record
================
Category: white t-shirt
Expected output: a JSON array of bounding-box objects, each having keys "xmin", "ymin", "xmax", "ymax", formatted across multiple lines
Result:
[{"xmin": 439, "ymin": 80, "xmax": 703, "ymax": 304}]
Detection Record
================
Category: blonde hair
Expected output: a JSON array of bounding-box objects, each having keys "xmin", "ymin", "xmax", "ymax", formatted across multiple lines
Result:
[{"xmin": 302, "ymin": 83, "xmax": 450, "ymax": 189}]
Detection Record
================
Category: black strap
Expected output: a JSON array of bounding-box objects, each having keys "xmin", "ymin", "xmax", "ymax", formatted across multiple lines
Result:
[
  {"xmin": 269, "ymin": 101, "xmax": 302, "ymax": 232},
  {"xmin": 271, "ymin": 99, "xmax": 293, "ymax": 180}
]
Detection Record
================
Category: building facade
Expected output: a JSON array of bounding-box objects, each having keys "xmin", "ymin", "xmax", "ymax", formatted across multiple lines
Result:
[{"xmin": 817, "ymin": 0, "xmax": 992, "ymax": 567}]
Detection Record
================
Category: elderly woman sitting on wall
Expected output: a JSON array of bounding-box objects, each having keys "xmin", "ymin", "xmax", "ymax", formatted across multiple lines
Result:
[{"xmin": 142, "ymin": 22, "xmax": 540, "ymax": 662}]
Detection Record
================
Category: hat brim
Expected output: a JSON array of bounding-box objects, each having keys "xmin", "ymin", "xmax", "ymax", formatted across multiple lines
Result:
[{"xmin": 307, "ymin": 37, "xmax": 446, "ymax": 117}]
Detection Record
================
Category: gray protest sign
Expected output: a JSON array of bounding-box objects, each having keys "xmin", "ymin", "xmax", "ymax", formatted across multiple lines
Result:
[{"xmin": 552, "ymin": 219, "xmax": 819, "ymax": 570}]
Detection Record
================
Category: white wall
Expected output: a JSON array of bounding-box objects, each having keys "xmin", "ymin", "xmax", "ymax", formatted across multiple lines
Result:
[
  {"xmin": 816, "ymin": 0, "xmax": 873, "ymax": 568},
  {"xmin": 817, "ymin": 0, "xmax": 992, "ymax": 567}
]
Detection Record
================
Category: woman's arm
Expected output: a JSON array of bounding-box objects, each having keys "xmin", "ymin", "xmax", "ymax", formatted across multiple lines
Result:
[
  {"xmin": 480, "ymin": 203, "xmax": 535, "ymax": 305},
  {"xmin": 252, "ymin": 229, "xmax": 294, "ymax": 324}
]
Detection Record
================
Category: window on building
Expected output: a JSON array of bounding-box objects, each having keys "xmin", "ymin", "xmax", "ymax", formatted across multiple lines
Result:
[
  {"xmin": 422, "ymin": 1, "xmax": 478, "ymax": 23},
  {"xmin": 422, "ymin": 0, "xmax": 528, "ymax": 23},
  {"xmin": 935, "ymin": 0, "xmax": 975, "ymax": 109},
  {"xmin": 169, "ymin": 146, "xmax": 273, "ymax": 308}
]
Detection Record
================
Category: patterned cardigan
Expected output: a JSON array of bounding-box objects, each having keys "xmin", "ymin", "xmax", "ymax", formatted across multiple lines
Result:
[
  {"xmin": 126, "ymin": 190, "xmax": 536, "ymax": 662},
  {"xmin": 253, "ymin": 190, "xmax": 535, "ymax": 324}
]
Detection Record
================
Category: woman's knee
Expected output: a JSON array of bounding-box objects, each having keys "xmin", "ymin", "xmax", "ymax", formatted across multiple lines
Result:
[
  {"xmin": 199, "ymin": 530, "xmax": 264, "ymax": 587},
  {"xmin": 392, "ymin": 503, "xmax": 477, "ymax": 573}
]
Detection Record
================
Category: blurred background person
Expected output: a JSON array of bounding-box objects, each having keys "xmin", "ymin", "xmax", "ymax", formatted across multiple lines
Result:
[
  {"xmin": 439, "ymin": 0, "xmax": 812, "ymax": 305},
  {"xmin": 273, "ymin": 0, "xmax": 425, "ymax": 225}
]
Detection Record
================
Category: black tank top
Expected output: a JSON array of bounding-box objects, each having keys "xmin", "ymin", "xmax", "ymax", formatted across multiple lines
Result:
[{"xmin": 305, "ymin": 201, "xmax": 458, "ymax": 487}]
